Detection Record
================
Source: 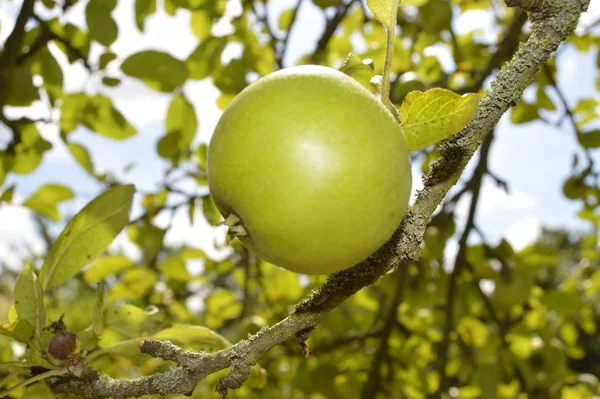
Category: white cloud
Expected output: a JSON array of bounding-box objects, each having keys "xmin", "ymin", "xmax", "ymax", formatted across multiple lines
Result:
[
  {"xmin": 455, "ymin": 183, "xmax": 538, "ymax": 217},
  {"xmin": 505, "ymin": 215, "xmax": 542, "ymax": 251}
]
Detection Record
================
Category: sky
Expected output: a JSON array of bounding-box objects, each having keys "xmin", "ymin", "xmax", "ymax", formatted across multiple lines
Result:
[{"xmin": 0, "ymin": 0, "xmax": 599, "ymax": 275}]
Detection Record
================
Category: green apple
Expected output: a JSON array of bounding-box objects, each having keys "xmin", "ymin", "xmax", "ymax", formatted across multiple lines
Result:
[{"xmin": 207, "ymin": 65, "xmax": 412, "ymax": 274}]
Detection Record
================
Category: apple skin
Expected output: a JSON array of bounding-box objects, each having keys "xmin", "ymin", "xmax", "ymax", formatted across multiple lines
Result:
[{"xmin": 207, "ymin": 65, "xmax": 412, "ymax": 275}]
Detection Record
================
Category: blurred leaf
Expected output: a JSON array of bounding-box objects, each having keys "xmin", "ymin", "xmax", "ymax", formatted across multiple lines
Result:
[
  {"xmin": 102, "ymin": 77, "xmax": 121, "ymax": 86},
  {"xmin": 154, "ymin": 324, "xmax": 231, "ymax": 350},
  {"xmin": 93, "ymin": 283, "xmax": 105, "ymax": 337},
  {"xmin": 135, "ymin": 0, "xmax": 156, "ymax": 31},
  {"xmin": 23, "ymin": 183, "xmax": 75, "ymax": 221},
  {"xmin": 0, "ymin": 185, "xmax": 15, "ymax": 202},
  {"xmin": 128, "ymin": 222, "xmax": 166, "ymax": 261},
  {"xmin": 39, "ymin": 184, "xmax": 135, "ymax": 291},
  {"xmin": 278, "ymin": 8, "xmax": 295, "ymax": 31},
  {"xmin": 4, "ymin": 65, "xmax": 40, "ymax": 106},
  {"xmin": 157, "ymin": 93, "xmax": 198, "ymax": 162},
  {"xmin": 84, "ymin": 255, "xmax": 135, "ymax": 282},
  {"xmin": 86, "ymin": 0, "xmax": 118, "ymax": 46},
  {"xmin": 106, "ymin": 268, "xmax": 158, "ymax": 302},
  {"xmin": 158, "ymin": 257, "xmax": 191, "ymax": 282},
  {"xmin": 8, "ymin": 124, "xmax": 52, "ymax": 174},
  {"xmin": 312, "ymin": 0, "xmax": 342, "ymax": 7},
  {"xmin": 202, "ymin": 195, "xmax": 221, "ymax": 225},
  {"xmin": 0, "ymin": 319, "xmax": 34, "ymax": 343},
  {"xmin": 511, "ymin": 101, "xmax": 539, "ymax": 124},
  {"xmin": 577, "ymin": 129, "xmax": 600, "ymax": 148},
  {"xmin": 541, "ymin": 291, "xmax": 582, "ymax": 316},
  {"xmin": 14, "ymin": 261, "xmax": 45, "ymax": 339},
  {"xmin": 67, "ymin": 142, "xmax": 94, "ymax": 175},
  {"xmin": 29, "ymin": 47, "xmax": 63, "ymax": 105},
  {"xmin": 339, "ymin": 53, "xmax": 376, "ymax": 92},
  {"xmin": 99, "ymin": 52, "xmax": 118, "ymax": 69},
  {"xmin": 367, "ymin": 0, "xmax": 399, "ymax": 29},
  {"xmin": 121, "ymin": 50, "xmax": 188, "ymax": 92},
  {"xmin": 399, "ymin": 88, "xmax": 481, "ymax": 150},
  {"xmin": 86, "ymin": 94, "xmax": 136, "ymax": 140},
  {"xmin": 186, "ymin": 36, "xmax": 228, "ymax": 80},
  {"xmin": 104, "ymin": 304, "xmax": 148, "ymax": 338},
  {"xmin": 190, "ymin": 9, "xmax": 212, "ymax": 40}
]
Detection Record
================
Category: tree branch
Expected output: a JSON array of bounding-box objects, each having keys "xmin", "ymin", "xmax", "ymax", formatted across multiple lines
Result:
[
  {"xmin": 360, "ymin": 266, "xmax": 409, "ymax": 399},
  {"xmin": 44, "ymin": 0, "xmax": 588, "ymax": 397},
  {"xmin": 310, "ymin": 0, "xmax": 359, "ymax": 64}
]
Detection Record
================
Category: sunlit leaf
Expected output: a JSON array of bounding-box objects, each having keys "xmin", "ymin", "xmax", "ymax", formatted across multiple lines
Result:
[
  {"xmin": 186, "ymin": 37, "xmax": 228, "ymax": 80},
  {"xmin": 84, "ymin": 255, "xmax": 135, "ymax": 282},
  {"xmin": 191, "ymin": 9, "xmax": 212, "ymax": 40},
  {"xmin": 128, "ymin": 222, "xmax": 165, "ymax": 262},
  {"xmin": 339, "ymin": 53, "xmax": 376, "ymax": 92},
  {"xmin": 135, "ymin": 0, "xmax": 156, "ymax": 32},
  {"xmin": 541, "ymin": 291, "xmax": 582, "ymax": 316},
  {"xmin": 4, "ymin": 65, "xmax": 40, "ymax": 106},
  {"xmin": 0, "ymin": 184, "xmax": 15, "ymax": 202},
  {"xmin": 398, "ymin": 88, "xmax": 481, "ymax": 150},
  {"xmin": 39, "ymin": 184, "xmax": 135, "ymax": 291},
  {"xmin": 67, "ymin": 142, "xmax": 94, "ymax": 175},
  {"xmin": 14, "ymin": 261, "xmax": 46, "ymax": 339},
  {"xmin": 104, "ymin": 303, "xmax": 148, "ymax": 338},
  {"xmin": 86, "ymin": 0, "xmax": 118, "ymax": 46},
  {"xmin": 23, "ymin": 183, "xmax": 75, "ymax": 221},
  {"xmin": 153, "ymin": 324, "xmax": 231, "ymax": 350},
  {"xmin": 121, "ymin": 50, "xmax": 188, "ymax": 92}
]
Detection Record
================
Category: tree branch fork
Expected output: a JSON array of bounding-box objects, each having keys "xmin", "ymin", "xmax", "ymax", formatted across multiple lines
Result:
[{"xmin": 42, "ymin": 0, "xmax": 589, "ymax": 397}]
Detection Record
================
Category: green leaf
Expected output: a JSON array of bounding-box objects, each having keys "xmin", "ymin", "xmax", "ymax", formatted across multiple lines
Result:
[
  {"xmin": 39, "ymin": 184, "xmax": 135, "ymax": 291},
  {"xmin": 0, "ymin": 319, "xmax": 35, "ymax": 343},
  {"xmin": 102, "ymin": 76, "xmax": 121, "ymax": 86},
  {"xmin": 366, "ymin": 0, "xmax": 399, "ymax": 29},
  {"xmin": 157, "ymin": 93, "xmax": 198, "ymax": 160},
  {"xmin": 23, "ymin": 183, "xmax": 75, "ymax": 221},
  {"xmin": 60, "ymin": 92, "xmax": 89, "ymax": 133},
  {"xmin": 128, "ymin": 222, "xmax": 166, "ymax": 261},
  {"xmin": 510, "ymin": 102, "xmax": 539, "ymax": 124},
  {"xmin": 67, "ymin": 142, "xmax": 94, "ymax": 174},
  {"xmin": 14, "ymin": 261, "xmax": 46, "ymax": 339},
  {"xmin": 541, "ymin": 291, "xmax": 582, "ymax": 316},
  {"xmin": 85, "ymin": 94, "xmax": 136, "ymax": 140},
  {"xmin": 0, "ymin": 185, "xmax": 15, "ymax": 202},
  {"xmin": 190, "ymin": 9, "xmax": 212, "ymax": 40},
  {"xmin": 4, "ymin": 65, "xmax": 40, "ymax": 106},
  {"xmin": 202, "ymin": 195, "xmax": 221, "ymax": 225},
  {"xmin": 84, "ymin": 255, "xmax": 135, "ymax": 282},
  {"xmin": 158, "ymin": 257, "xmax": 191, "ymax": 282},
  {"xmin": 104, "ymin": 304, "xmax": 149, "ymax": 338},
  {"xmin": 153, "ymin": 324, "xmax": 231, "ymax": 350},
  {"xmin": 121, "ymin": 50, "xmax": 188, "ymax": 92},
  {"xmin": 135, "ymin": 0, "xmax": 156, "ymax": 32},
  {"xmin": 106, "ymin": 268, "xmax": 157, "ymax": 302},
  {"xmin": 339, "ymin": 53, "xmax": 376, "ymax": 92},
  {"xmin": 278, "ymin": 8, "xmax": 295, "ymax": 31},
  {"xmin": 93, "ymin": 283, "xmax": 105, "ymax": 337},
  {"xmin": 312, "ymin": 0, "xmax": 342, "ymax": 7},
  {"xmin": 399, "ymin": 88, "xmax": 481, "ymax": 151},
  {"xmin": 186, "ymin": 37, "xmax": 228, "ymax": 80},
  {"xmin": 8, "ymin": 124, "xmax": 52, "ymax": 174},
  {"xmin": 577, "ymin": 129, "xmax": 600, "ymax": 148},
  {"xmin": 29, "ymin": 47, "xmax": 64, "ymax": 105},
  {"xmin": 86, "ymin": 0, "xmax": 118, "ymax": 46},
  {"xmin": 99, "ymin": 52, "xmax": 118, "ymax": 69}
]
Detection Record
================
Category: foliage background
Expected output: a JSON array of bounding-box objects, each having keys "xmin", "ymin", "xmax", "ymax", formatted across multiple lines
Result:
[{"xmin": 0, "ymin": 0, "xmax": 600, "ymax": 398}]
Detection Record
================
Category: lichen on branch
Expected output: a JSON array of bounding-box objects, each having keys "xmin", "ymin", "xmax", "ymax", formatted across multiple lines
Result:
[{"xmin": 46, "ymin": 0, "xmax": 589, "ymax": 397}]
